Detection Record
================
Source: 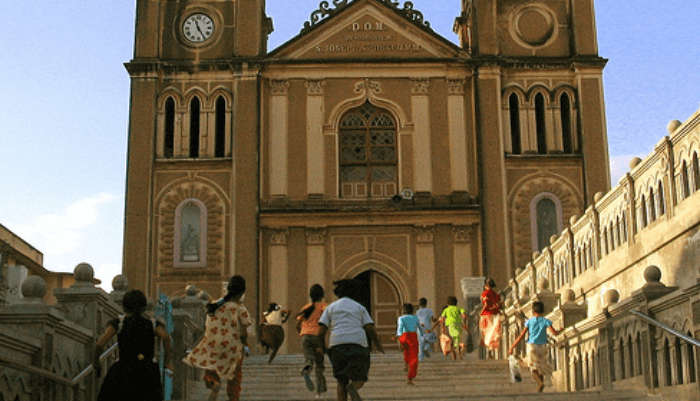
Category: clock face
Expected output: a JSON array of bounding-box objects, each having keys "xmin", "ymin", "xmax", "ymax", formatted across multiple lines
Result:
[{"xmin": 182, "ymin": 13, "xmax": 215, "ymax": 43}]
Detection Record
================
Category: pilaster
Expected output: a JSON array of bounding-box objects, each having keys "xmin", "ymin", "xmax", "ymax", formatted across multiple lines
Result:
[
  {"xmin": 411, "ymin": 78, "xmax": 433, "ymax": 193},
  {"xmin": 306, "ymin": 80, "xmax": 326, "ymax": 197}
]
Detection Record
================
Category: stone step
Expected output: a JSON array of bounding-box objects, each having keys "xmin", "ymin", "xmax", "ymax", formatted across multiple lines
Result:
[{"xmin": 178, "ymin": 354, "xmax": 656, "ymax": 401}]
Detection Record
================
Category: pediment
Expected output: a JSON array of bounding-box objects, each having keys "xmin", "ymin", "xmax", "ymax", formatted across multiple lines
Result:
[{"xmin": 269, "ymin": 0, "xmax": 466, "ymax": 60}]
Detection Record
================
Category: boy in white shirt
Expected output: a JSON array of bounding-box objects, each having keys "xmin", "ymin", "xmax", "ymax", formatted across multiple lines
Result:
[{"xmin": 318, "ymin": 279, "xmax": 384, "ymax": 401}]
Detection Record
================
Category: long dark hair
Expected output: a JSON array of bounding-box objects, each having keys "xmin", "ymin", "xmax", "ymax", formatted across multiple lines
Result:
[
  {"xmin": 207, "ymin": 275, "xmax": 246, "ymax": 315},
  {"xmin": 298, "ymin": 284, "xmax": 325, "ymax": 320}
]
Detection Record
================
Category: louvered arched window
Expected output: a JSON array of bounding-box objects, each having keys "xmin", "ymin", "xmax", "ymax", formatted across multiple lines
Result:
[
  {"xmin": 560, "ymin": 93, "xmax": 573, "ymax": 153},
  {"xmin": 339, "ymin": 102, "xmax": 398, "ymax": 198},
  {"xmin": 509, "ymin": 93, "xmax": 521, "ymax": 154},
  {"xmin": 164, "ymin": 97, "xmax": 175, "ymax": 158},
  {"xmin": 535, "ymin": 94, "xmax": 547, "ymax": 154}
]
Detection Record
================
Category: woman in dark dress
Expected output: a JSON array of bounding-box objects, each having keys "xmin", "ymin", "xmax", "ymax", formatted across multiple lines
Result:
[{"xmin": 95, "ymin": 289, "xmax": 172, "ymax": 401}]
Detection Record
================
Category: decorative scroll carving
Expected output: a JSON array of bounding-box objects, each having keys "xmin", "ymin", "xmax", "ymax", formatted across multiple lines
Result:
[
  {"xmin": 414, "ymin": 225, "xmax": 435, "ymax": 244},
  {"xmin": 269, "ymin": 80, "xmax": 290, "ymax": 96},
  {"xmin": 306, "ymin": 228, "xmax": 328, "ymax": 245},
  {"xmin": 305, "ymin": 80, "xmax": 325, "ymax": 96},
  {"xmin": 452, "ymin": 225, "xmax": 473, "ymax": 243},
  {"xmin": 447, "ymin": 79, "xmax": 465, "ymax": 95},
  {"xmin": 301, "ymin": 0, "xmax": 430, "ymax": 34},
  {"xmin": 269, "ymin": 229, "xmax": 290, "ymax": 245},
  {"xmin": 411, "ymin": 78, "xmax": 430, "ymax": 95},
  {"xmin": 354, "ymin": 78, "xmax": 382, "ymax": 97}
]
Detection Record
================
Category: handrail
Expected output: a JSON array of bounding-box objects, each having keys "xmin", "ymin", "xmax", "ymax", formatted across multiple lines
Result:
[
  {"xmin": 0, "ymin": 342, "xmax": 119, "ymax": 387},
  {"xmin": 630, "ymin": 310, "xmax": 700, "ymax": 347},
  {"xmin": 71, "ymin": 342, "xmax": 119, "ymax": 385}
]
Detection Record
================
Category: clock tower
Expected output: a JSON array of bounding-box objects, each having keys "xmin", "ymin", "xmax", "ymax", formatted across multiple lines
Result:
[{"xmin": 123, "ymin": 0, "xmax": 271, "ymax": 309}]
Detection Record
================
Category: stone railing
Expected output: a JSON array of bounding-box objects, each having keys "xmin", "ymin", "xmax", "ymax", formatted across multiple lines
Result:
[
  {"xmin": 0, "ymin": 264, "xmax": 206, "ymax": 401},
  {"xmin": 493, "ymin": 109, "xmax": 700, "ymax": 399}
]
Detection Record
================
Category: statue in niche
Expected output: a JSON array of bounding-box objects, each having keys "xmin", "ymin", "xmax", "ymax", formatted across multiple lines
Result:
[
  {"xmin": 180, "ymin": 202, "xmax": 201, "ymax": 262},
  {"xmin": 536, "ymin": 198, "xmax": 558, "ymax": 251}
]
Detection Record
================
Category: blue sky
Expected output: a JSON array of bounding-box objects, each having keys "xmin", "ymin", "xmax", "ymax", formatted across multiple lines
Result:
[{"xmin": 0, "ymin": 1, "xmax": 698, "ymax": 290}]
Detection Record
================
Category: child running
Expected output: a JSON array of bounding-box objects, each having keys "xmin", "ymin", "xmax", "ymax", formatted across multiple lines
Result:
[
  {"xmin": 296, "ymin": 284, "xmax": 328, "ymax": 398},
  {"xmin": 318, "ymin": 279, "xmax": 385, "ymax": 401},
  {"xmin": 508, "ymin": 301, "xmax": 561, "ymax": 392},
  {"xmin": 415, "ymin": 298, "xmax": 436, "ymax": 361},
  {"xmin": 394, "ymin": 303, "xmax": 422, "ymax": 385},
  {"xmin": 440, "ymin": 296, "xmax": 467, "ymax": 360}
]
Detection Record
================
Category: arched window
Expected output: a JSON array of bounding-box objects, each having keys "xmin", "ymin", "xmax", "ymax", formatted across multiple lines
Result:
[
  {"xmin": 509, "ymin": 94, "xmax": 522, "ymax": 154},
  {"xmin": 640, "ymin": 195, "xmax": 648, "ymax": 229},
  {"xmin": 609, "ymin": 225, "xmax": 615, "ymax": 251},
  {"xmin": 174, "ymin": 199, "xmax": 207, "ymax": 267},
  {"xmin": 688, "ymin": 331, "xmax": 697, "ymax": 383},
  {"xmin": 619, "ymin": 337, "xmax": 626, "ymax": 380},
  {"xmin": 215, "ymin": 96, "xmax": 226, "ymax": 158},
  {"xmin": 663, "ymin": 338, "xmax": 672, "ymax": 386},
  {"xmin": 681, "ymin": 160, "xmax": 690, "ymax": 199},
  {"xmin": 693, "ymin": 153, "xmax": 700, "ymax": 192},
  {"xmin": 675, "ymin": 337, "xmax": 684, "ymax": 384},
  {"xmin": 649, "ymin": 189, "xmax": 657, "ymax": 223},
  {"xmin": 189, "ymin": 97, "xmax": 201, "ymax": 158},
  {"xmin": 535, "ymin": 94, "xmax": 547, "ymax": 154},
  {"xmin": 164, "ymin": 97, "xmax": 175, "ymax": 158},
  {"xmin": 560, "ymin": 93, "xmax": 573, "ymax": 153},
  {"xmin": 621, "ymin": 214, "xmax": 628, "ymax": 242},
  {"xmin": 339, "ymin": 102, "xmax": 397, "ymax": 199},
  {"xmin": 628, "ymin": 334, "xmax": 634, "ymax": 376},
  {"xmin": 531, "ymin": 195, "xmax": 561, "ymax": 252},
  {"xmin": 615, "ymin": 217, "xmax": 622, "ymax": 247},
  {"xmin": 657, "ymin": 182, "xmax": 665, "ymax": 216},
  {"xmin": 603, "ymin": 230, "xmax": 609, "ymax": 255},
  {"xmin": 636, "ymin": 332, "xmax": 643, "ymax": 377}
]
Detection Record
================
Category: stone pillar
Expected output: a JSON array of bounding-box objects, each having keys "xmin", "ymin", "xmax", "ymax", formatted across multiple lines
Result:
[
  {"xmin": 452, "ymin": 226, "xmax": 475, "ymax": 303},
  {"xmin": 305, "ymin": 228, "xmax": 327, "ymax": 290},
  {"xmin": 411, "ymin": 79, "xmax": 433, "ymax": 193},
  {"xmin": 415, "ymin": 226, "xmax": 436, "ymax": 309},
  {"xmin": 268, "ymin": 229, "xmax": 289, "ymax": 354},
  {"xmin": 447, "ymin": 79, "xmax": 469, "ymax": 194},
  {"xmin": 269, "ymin": 80, "xmax": 290, "ymax": 197},
  {"xmin": 53, "ymin": 263, "xmax": 122, "ymax": 336},
  {"xmin": 305, "ymin": 80, "xmax": 326, "ymax": 197},
  {"xmin": 109, "ymin": 274, "xmax": 129, "ymax": 306}
]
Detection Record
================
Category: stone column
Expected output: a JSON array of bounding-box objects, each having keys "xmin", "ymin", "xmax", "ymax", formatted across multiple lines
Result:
[
  {"xmin": 447, "ymin": 79, "xmax": 469, "ymax": 194},
  {"xmin": 268, "ymin": 229, "xmax": 289, "ymax": 354},
  {"xmin": 452, "ymin": 225, "xmax": 475, "ymax": 303},
  {"xmin": 305, "ymin": 228, "xmax": 327, "ymax": 290},
  {"xmin": 269, "ymin": 80, "xmax": 290, "ymax": 197},
  {"xmin": 411, "ymin": 79, "xmax": 433, "ymax": 193},
  {"xmin": 305, "ymin": 80, "xmax": 326, "ymax": 197},
  {"xmin": 414, "ymin": 225, "xmax": 436, "ymax": 309}
]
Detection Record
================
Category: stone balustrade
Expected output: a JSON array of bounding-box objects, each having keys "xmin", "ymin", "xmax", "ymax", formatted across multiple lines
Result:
[
  {"xmin": 0, "ymin": 264, "xmax": 206, "ymax": 401},
  {"xmin": 494, "ymin": 109, "xmax": 700, "ymax": 400}
]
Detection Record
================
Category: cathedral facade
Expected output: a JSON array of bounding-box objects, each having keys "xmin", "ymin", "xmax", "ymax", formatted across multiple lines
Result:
[{"xmin": 123, "ymin": 0, "xmax": 610, "ymax": 349}]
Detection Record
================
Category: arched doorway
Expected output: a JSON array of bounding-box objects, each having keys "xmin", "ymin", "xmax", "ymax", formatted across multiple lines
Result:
[{"xmin": 355, "ymin": 270, "xmax": 402, "ymax": 349}]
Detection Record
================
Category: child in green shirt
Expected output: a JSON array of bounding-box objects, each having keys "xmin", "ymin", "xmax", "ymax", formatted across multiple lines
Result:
[{"xmin": 440, "ymin": 296, "xmax": 467, "ymax": 360}]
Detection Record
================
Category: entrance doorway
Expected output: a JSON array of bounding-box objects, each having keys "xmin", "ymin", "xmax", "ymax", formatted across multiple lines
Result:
[{"xmin": 355, "ymin": 270, "xmax": 401, "ymax": 349}]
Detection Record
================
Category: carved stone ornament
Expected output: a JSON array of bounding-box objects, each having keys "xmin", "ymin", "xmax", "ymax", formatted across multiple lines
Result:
[
  {"xmin": 354, "ymin": 79, "xmax": 382, "ymax": 97},
  {"xmin": 447, "ymin": 79, "xmax": 465, "ymax": 95},
  {"xmin": 301, "ymin": 0, "xmax": 431, "ymax": 34},
  {"xmin": 414, "ymin": 225, "xmax": 435, "ymax": 244},
  {"xmin": 269, "ymin": 229, "xmax": 290, "ymax": 245},
  {"xmin": 305, "ymin": 80, "xmax": 325, "ymax": 96},
  {"xmin": 270, "ymin": 80, "xmax": 290, "ymax": 96},
  {"xmin": 411, "ymin": 78, "xmax": 430, "ymax": 95},
  {"xmin": 452, "ymin": 226, "xmax": 472, "ymax": 243},
  {"xmin": 305, "ymin": 228, "xmax": 328, "ymax": 245}
]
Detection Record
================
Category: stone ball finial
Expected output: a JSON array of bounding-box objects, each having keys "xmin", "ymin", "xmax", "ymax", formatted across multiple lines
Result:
[
  {"xmin": 21, "ymin": 276, "xmax": 47, "ymax": 301},
  {"xmin": 532, "ymin": 251, "xmax": 541, "ymax": 260},
  {"xmin": 644, "ymin": 265, "xmax": 662, "ymax": 284},
  {"xmin": 111, "ymin": 275, "xmax": 128, "ymax": 292},
  {"xmin": 538, "ymin": 278, "xmax": 550, "ymax": 291},
  {"xmin": 73, "ymin": 263, "xmax": 95, "ymax": 287},
  {"xmin": 563, "ymin": 288, "xmax": 576, "ymax": 303},
  {"xmin": 569, "ymin": 215, "xmax": 579, "ymax": 226},
  {"xmin": 629, "ymin": 157, "xmax": 642, "ymax": 169},
  {"xmin": 549, "ymin": 234, "xmax": 558, "ymax": 245},
  {"xmin": 603, "ymin": 289, "xmax": 620, "ymax": 307},
  {"xmin": 515, "ymin": 267, "xmax": 523, "ymax": 276},
  {"xmin": 594, "ymin": 192, "xmax": 604, "ymax": 203},
  {"xmin": 198, "ymin": 290, "xmax": 210, "ymax": 301},
  {"xmin": 185, "ymin": 284, "xmax": 198, "ymax": 297},
  {"xmin": 667, "ymin": 119, "xmax": 681, "ymax": 134}
]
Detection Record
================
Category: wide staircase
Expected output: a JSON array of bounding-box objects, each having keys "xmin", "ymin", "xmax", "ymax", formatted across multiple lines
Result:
[{"xmin": 185, "ymin": 353, "xmax": 659, "ymax": 401}]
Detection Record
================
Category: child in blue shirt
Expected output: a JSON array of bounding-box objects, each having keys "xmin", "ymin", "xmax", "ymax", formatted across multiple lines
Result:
[
  {"xmin": 508, "ymin": 301, "xmax": 561, "ymax": 392},
  {"xmin": 394, "ymin": 303, "xmax": 423, "ymax": 385}
]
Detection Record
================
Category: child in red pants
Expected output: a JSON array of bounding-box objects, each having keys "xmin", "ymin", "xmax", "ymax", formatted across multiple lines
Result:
[{"xmin": 394, "ymin": 303, "xmax": 422, "ymax": 385}]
